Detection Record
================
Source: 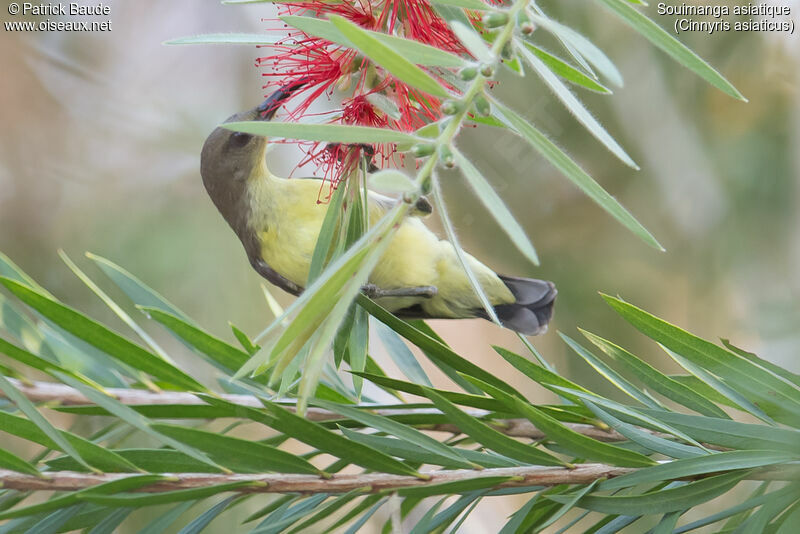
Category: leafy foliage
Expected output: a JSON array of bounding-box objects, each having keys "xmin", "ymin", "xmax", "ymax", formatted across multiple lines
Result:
[
  {"xmin": 1, "ymin": 251, "xmax": 798, "ymax": 531},
  {"xmin": 2, "ymin": 0, "xmax": 792, "ymax": 532}
]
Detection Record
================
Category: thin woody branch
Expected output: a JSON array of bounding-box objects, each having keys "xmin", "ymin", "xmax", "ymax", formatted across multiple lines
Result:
[
  {"xmin": 0, "ymin": 464, "xmax": 796, "ymax": 495},
  {"xmin": 0, "ymin": 465, "xmax": 634, "ymax": 494},
  {"xmin": 2, "ymin": 379, "xmax": 622, "ymax": 441}
]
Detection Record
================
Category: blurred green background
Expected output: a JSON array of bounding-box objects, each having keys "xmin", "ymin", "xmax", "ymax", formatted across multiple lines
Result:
[{"xmin": 1, "ymin": 0, "xmax": 798, "ymax": 531}]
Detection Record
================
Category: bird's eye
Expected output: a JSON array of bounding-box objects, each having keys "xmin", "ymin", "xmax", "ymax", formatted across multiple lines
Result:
[{"xmin": 230, "ymin": 132, "xmax": 252, "ymax": 147}]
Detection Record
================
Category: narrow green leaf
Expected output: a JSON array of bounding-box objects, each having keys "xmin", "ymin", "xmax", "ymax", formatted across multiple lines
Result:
[
  {"xmin": 0, "ymin": 252, "xmax": 50, "ymax": 295},
  {"xmin": 308, "ymin": 182, "xmax": 347, "ymax": 285},
  {"xmin": 59, "ymin": 250, "xmax": 173, "ymax": 363},
  {"xmin": 561, "ymin": 333, "xmax": 660, "ymax": 408},
  {"xmin": 314, "ymin": 399, "xmax": 476, "ymax": 468},
  {"xmin": 411, "ymin": 491, "xmax": 483, "ymax": 534},
  {"xmin": 360, "ymin": 296, "xmax": 523, "ymax": 397},
  {"xmin": 176, "ymin": 495, "xmax": 241, "ymax": 534},
  {"xmin": 653, "ymin": 511, "xmax": 683, "ymax": 534},
  {"xmin": 79, "ymin": 482, "xmax": 257, "ymax": 507},
  {"xmin": 664, "ymin": 347, "xmax": 774, "ymax": 424},
  {"xmin": 637, "ymin": 409, "xmax": 800, "ymax": 452},
  {"xmin": 0, "ymin": 474, "xmax": 166, "ymax": 520},
  {"xmin": 526, "ymin": 13, "xmax": 623, "ymax": 87},
  {"xmin": 503, "ymin": 393, "xmax": 656, "ymax": 467},
  {"xmin": 585, "ymin": 401, "xmax": 706, "ymax": 459},
  {"xmin": 0, "ymin": 449, "xmax": 41, "ymax": 477},
  {"xmin": 422, "ymin": 388, "xmax": 566, "ymax": 466},
  {"xmin": 53, "ymin": 373, "xmax": 223, "ymax": 472},
  {"xmin": 581, "ymin": 330, "xmax": 728, "ymax": 418},
  {"xmin": 0, "ymin": 410, "xmax": 139, "ymax": 472},
  {"xmin": 47, "ymin": 448, "xmax": 222, "ymax": 474},
  {"xmin": 353, "ymin": 371, "xmax": 504, "ymax": 411},
  {"xmin": 281, "ymin": 15, "xmax": 464, "ymax": 68},
  {"xmin": 733, "ymin": 484, "xmax": 800, "ymax": 534},
  {"xmin": 329, "ymin": 15, "xmax": 449, "ymax": 97},
  {"xmin": 342, "ymin": 498, "xmax": 385, "ymax": 534},
  {"xmin": 0, "ymin": 374, "xmax": 92, "ymax": 472},
  {"xmin": 777, "ymin": 502, "xmax": 800, "ymax": 534},
  {"xmin": 508, "ymin": 401, "xmax": 654, "ymax": 469},
  {"xmin": 340, "ymin": 428, "xmax": 518, "ymax": 468},
  {"xmin": 151, "ymin": 424, "xmax": 322, "ymax": 475},
  {"xmin": 490, "ymin": 98, "xmax": 662, "ymax": 251},
  {"xmin": 347, "ymin": 305, "xmax": 369, "ymax": 398},
  {"xmin": 593, "ymin": 0, "xmax": 745, "ymax": 100},
  {"xmin": 369, "ymin": 170, "xmax": 418, "ymax": 194},
  {"xmin": 324, "ymin": 495, "xmax": 383, "ymax": 532},
  {"xmin": 432, "ymin": 175, "xmax": 500, "ymax": 323},
  {"xmin": 87, "ymin": 508, "xmax": 132, "ymax": 534},
  {"xmin": 524, "ymin": 44, "xmax": 611, "ymax": 93},
  {"xmin": 453, "ymin": 148, "xmax": 539, "ymax": 265},
  {"xmin": 674, "ymin": 483, "xmax": 797, "ymax": 533},
  {"xmin": 224, "ymin": 122, "xmax": 418, "ymax": 145},
  {"xmin": 251, "ymin": 495, "xmax": 331, "ymax": 534},
  {"xmin": 0, "ymin": 278, "xmax": 205, "ymax": 392},
  {"xmin": 551, "ymin": 386, "xmax": 711, "ymax": 451},
  {"xmin": 549, "ymin": 472, "xmax": 746, "ymax": 514},
  {"xmin": 286, "ymin": 492, "xmax": 363, "ymax": 534},
  {"xmin": 518, "ymin": 44, "xmax": 636, "ymax": 169},
  {"xmin": 0, "ymin": 337, "xmax": 79, "ymax": 379},
  {"xmin": 431, "ymin": 3, "xmax": 473, "ymax": 28},
  {"xmin": 141, "ymin": 307, "xmax": 250, "ymax": 373},
  {"xmin": 373, "ymin": 320, "xmax": 431, "ymax": 387},
  {"xmin": 87, "ymin": 253, "xmax": 194, "ymax": 324},
  {"xmin": 230, "ymin": 323, "xmax": 259, "ymax": 355},
  {"xmin": 722, "ymin": 339, "xmax": 800, "ymax": 388},
  {"xmin": 23, "ymin": 505, "xmax": 84, "ymax": 534},
  {"xmin": 139, "ymin": 501, "xmax": 194, "ymax": 534},
  {"xmin": 450, "ymin": 21, "xmax": 492, "ymax": 63},
  {"xmin": 493, "ymin": 346, "xmax": 592, "ymax": 404},
  {"xmin": 602, "ymin": 450, "xmax": 798, "ymax": 491},
  {"xmin": 603, "ymin": 294, "xmax": 800, "ymax": 426},
  {"xmin": 165, "ymin": 33, "xmax": 282, "ymax": 45},
  {"xmin": 669, "ymin": 374, "xmax": 742, "ymax": 409},
  {"xmin": 260, "ymin": 401, "xmax": 423, "ymax": 477}
]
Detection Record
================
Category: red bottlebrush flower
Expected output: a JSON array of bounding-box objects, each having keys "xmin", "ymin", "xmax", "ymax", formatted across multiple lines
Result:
[
  {"xmin": 378, "ymin": 0, "xmax": 467, "ymax": 54},
  {"xmin": 342, "ymin": 94, "xmax": 390, "ymax": 128},
  {"xmin": 257, "ymin": 0, "xmax": 499, "ymax": 188}
]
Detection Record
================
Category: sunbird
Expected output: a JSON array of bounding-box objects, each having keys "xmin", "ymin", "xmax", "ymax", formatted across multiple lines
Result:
[{"xmin": 200, "ymin": 85, "xmax": 556, "ymax": 335}]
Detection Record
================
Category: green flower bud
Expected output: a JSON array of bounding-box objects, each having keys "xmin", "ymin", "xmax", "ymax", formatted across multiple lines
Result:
[
  {"xmin": 479, "ymin": 64, "xmax": 494, "ymax": 78},
  {"xmin": 474, "ymin": 96, "xmax": 491, "ymax": 116},
  {"xmin": 410, "ymin": 143, "xmax": 435, "ymax": 158},
  {"xmin": 501, "ymin": 42, "xmax": 514, "ymax": 60},
  {"xmin": 483, "ymin": 12, "xmax": 509, "ymax": 28},
  {"xmin": 421, "ymin": 177, "xmax": 432, "ymax": 195},
  {"xmin": 439, "ymin": 145, "xmax": 456, "ymax": 169},
  {"xmin": 458, "ymin": 66, "xmax": 479, "ymax": 81},
  {"xmin": 440, "ymin": 100, "xmax": 464, "ymax": 116}
]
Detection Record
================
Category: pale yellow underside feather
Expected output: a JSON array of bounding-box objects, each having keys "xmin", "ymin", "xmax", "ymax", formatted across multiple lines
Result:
[{"xmin": 248, "ymin": 174, "xmax": 514, "ymax": 318}]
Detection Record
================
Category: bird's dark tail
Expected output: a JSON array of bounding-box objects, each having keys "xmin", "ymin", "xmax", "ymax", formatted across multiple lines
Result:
[{"xmin": 480, "ymin": 276, "xmax": 557, "ymax": 336}]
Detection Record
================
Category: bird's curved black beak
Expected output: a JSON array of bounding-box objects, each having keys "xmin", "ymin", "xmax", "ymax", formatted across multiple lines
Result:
[{"xmin": 255, "ymin": 79, "xmax": 310, "ymax": 121}]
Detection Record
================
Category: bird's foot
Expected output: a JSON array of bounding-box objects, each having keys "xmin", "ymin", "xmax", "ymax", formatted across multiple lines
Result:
[{"xmin": 361, "ymin": 284, "xmax": 438, "ymax": 299}]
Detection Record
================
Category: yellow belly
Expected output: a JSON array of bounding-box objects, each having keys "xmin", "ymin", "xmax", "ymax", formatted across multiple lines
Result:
[{"xmin": 253, "ymin": 177, "xmax": 514, "ymax": 316}]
